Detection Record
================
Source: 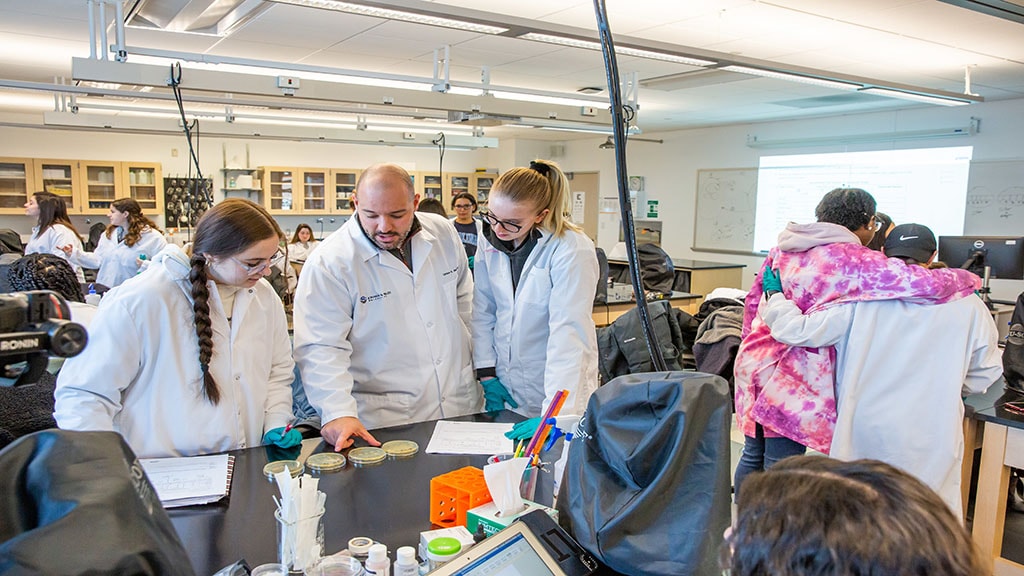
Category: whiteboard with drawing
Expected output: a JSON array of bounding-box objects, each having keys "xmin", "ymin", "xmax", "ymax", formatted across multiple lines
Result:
[
  {"xmin": 693, "ymin": 168, "xmax": 758, "ymax": 253},
  {"xmin": 964, "ymin": 160, "xmax": 1024, "ymax": 235}
]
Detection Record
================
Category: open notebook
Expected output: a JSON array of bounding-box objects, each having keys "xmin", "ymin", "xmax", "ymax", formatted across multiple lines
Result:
[{"xmin": 139, "ymin": 453, "xmax": 235, "ymax": 508}]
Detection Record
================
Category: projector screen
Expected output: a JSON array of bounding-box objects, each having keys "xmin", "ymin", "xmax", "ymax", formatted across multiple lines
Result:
[{"xmin": 753, "ymin": 146, "xmax": 974, "ymax": 253}]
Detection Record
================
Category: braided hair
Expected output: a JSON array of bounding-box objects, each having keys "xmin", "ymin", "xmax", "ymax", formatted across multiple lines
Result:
[
  {"xmin": 8, "ymin": 253, "xmax": 85, "ymax": 303},
  {"xmin": 188, "ymin": 199, "xmax": 284, "ymax": 404},
  {"xmin": 108, "ymin": 198, "xmax": 163, "ymax": 247}
]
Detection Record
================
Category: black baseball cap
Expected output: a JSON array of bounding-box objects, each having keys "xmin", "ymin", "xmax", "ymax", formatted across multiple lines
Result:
[{"xmin": 884, "ymin": 223, "xmax": 937, "ymax": 263}]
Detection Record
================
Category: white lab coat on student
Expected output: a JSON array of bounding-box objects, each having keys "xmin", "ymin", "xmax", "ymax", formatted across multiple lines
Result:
[
  {"xmin": 54, "ymin": 244, "xmax": 295, "ymax": 458},
  {"xmin": 759, "ymin": 293, "xmax": 1002, "ymax": 517},
  {"xmin": 293, "ymin": 212, "xmax": 482, "ymax": 430},
  {"xmin": 25, "ymin": 223, "xmax": 85, "ymax": 282},
  {"xmin": 66, "ymin": 227, "xmax": 167, "ymax": 288},
  {"xmin": 472, "ymin": 227, "xmax": 600, "ymax": 417},
  {"xmin": 288, "ymin": 240, "xmax": 320, "ymax": 262}
]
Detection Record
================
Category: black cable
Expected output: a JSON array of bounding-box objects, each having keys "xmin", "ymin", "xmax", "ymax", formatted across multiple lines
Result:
[
  {"xmin": 433, "ymin": 132, "xmax": 446, "ymax": 199},
  {"xmin": 592, "ymin": 0, "xmax": 667, "ymax": 371},
  {"xmin": 168, "ymin": 62, "xmax": 210, "ymax": 241}
]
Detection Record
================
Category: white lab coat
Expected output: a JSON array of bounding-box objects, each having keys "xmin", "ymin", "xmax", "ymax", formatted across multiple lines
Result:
[
  {"xmin": 25, "ymin": 223, "xmax": 85, "ymax": 282},
  {"xmin": 66, "ymin": 227, "xmax": 167, "ymax": 288},
  {"xmin": 293, "ymin": 212, "xmax": 482, "ymax": 430},
  {"xmin": 54, "ymin": 244, "xmax": 295, "ymax": 458},
  {"xmin": 759, "ymin": 294, "xmax": 1002, "ymax": 517},
  {"xmin": 288, "ymin": 240, "xmax": 320, "ymax": 262},
  {"xmin": 472, "ymin": 227, "xmax": 600, "ymax": 417}
]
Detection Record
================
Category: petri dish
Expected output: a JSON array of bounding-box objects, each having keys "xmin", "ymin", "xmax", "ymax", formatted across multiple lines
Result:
[
  {"xmin": 307, "ymin": 452, "xmax": 347, "ymax": 472},
  {"xmin": 264, "ymin": 459, "xmax": 303, "ymax": 480},
  {"xmin": 348, "ymin": 446, "xmax": 387, "ymax": 466},
  {"xmin": 381, "ymin": 440, "xmax": 419, "ymax": 458}
]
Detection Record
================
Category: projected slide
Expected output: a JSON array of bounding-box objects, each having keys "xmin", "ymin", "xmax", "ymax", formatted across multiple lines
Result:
[{"xmin": 753, "ymin": 146, "xmax": 973, "ymax": 252}]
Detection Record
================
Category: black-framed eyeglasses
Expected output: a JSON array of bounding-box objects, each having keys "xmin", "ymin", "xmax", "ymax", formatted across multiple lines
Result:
[
  {"xmin": 230, "ymin": 249, "xmax": 285, "ymax": 274},
  {"xmin": 481, "ymin": 211, "xmax": 523, "ymax": 234},
  {"xmin": 453, "ymin": 203, "xmax": 474, "ymax": 209}
]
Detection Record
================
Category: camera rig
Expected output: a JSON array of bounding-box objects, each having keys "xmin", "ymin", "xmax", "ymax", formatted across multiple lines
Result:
[{"xmin": 0, "ymin": 290, "xmax": 88, "ymax": 387}]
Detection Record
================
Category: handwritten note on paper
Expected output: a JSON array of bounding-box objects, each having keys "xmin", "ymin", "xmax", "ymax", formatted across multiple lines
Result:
[
  {"xmin": 139, "ymin": 453, "xmax": 232, "ymax": 507},
  {"xmin": 425, "ymin": 421, "xmax": 515, "ymax": 455}
]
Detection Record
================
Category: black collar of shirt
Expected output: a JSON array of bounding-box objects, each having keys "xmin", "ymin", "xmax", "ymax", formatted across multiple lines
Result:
[{"xmin": 357, "ymin": 214, "xmax": 422, "ymax": 271}]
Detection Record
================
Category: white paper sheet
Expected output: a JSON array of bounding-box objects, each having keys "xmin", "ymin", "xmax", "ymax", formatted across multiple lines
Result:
[
  {"xmin": 425, "ymin": 421, "xmax": 514, "ymax": 455},
  {"xmin": 139, "ymin": 453, "xmax": 233, "ymax": 508}
]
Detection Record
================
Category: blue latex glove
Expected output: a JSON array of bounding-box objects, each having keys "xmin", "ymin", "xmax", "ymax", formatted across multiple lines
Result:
[
  {"xmin": 505, "ymin": 417, "xmax": 542, "ymax": 441},
  {"xmin": 481, "ymin": 378, "xmax": 518, "ymax": 412},
  {"xmin": 263, "ymin": 426, "xmax": 302, "ymax": 449},
  {"xmin": 467, "ymin": 255, "xmax": 475, "ymax": 270},
  {"xmin": 762, "ymin": 265, "xmax": 782, "ymax": 294}
]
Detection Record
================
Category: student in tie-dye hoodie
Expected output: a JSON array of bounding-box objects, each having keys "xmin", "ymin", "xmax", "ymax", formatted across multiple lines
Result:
[{"xmin": 732, "ymin": 188, "xmax": 979, "ymax": 495}]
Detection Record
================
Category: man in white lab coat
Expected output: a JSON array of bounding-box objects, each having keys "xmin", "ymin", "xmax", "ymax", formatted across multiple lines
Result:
[
  {"xmin": 758, "ymin": 223, "xmax": 1002, "ymax": 517},
  {"xmin": 293, "ymin": 164, "xmax": 482, "ymax": 450}
]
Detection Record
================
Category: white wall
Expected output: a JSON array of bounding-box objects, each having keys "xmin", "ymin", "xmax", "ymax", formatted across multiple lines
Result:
[{"xmin": 549, "ymin": 97, "xmax": 1024, "ymax": 299}]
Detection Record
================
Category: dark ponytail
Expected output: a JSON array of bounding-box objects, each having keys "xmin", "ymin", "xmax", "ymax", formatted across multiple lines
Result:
[
  {"xmin": 189, "ymin": 252, "xmax": 219, "ymax": 404},
  {"xmin": 188, "ymin": 198, "xmax": 285, "ymax": 405}
]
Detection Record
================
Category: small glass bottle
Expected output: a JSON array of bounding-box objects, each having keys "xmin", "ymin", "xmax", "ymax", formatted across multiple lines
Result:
[{"xmin": 426, "ymin": 537, "xmax": 461, "ymax": 571}]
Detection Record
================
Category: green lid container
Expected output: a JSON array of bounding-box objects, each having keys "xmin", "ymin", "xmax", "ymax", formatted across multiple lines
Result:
[{"xmin": 426, "ymin": 537, "xmax": 462, "ymax": 562}]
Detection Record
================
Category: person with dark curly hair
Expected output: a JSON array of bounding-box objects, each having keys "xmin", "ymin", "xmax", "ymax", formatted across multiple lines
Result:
[
  {"xmin": 59, "ymin": 198, "xmax": 166, "ymax": 288},
  {"xmin": 7, "ymin": 253, "xmax": 96, "ymax": 327},
  {"xmin": 54, "ymin": 199, "xmax": 298, "ymax": 458},
  {"xmin": 23, "ymin": 191, "xmax": 84, "ymax": 282},
  {"xmin": 724, "ymin": 455, "xmax": 987, "ymax": 576}
]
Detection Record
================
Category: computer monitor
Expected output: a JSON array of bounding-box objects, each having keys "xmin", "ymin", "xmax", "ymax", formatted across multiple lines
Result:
[{"xmin": 937, "ymin": 236, "xmax": 1024, "ymax": 280}]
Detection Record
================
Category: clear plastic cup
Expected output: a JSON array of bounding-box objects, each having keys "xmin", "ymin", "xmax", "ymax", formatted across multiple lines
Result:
[
  {"xmin": 251, "ymin": 563, "xmax": 288, "ymax": 576},
  {"xmin": 486, "ymin": 453, "xmax": 539, "ymax": 501}
]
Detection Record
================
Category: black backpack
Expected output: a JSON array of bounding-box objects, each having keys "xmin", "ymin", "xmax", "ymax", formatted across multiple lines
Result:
[{"xmin": 1004, "ymin": 291, "xmax": 1024, "ymax": 394}]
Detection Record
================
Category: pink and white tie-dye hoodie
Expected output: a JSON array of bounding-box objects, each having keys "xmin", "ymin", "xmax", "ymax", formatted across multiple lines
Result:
[{"xmin": 733, "ymin": 222, "xmax": 980, "ymax": 453}]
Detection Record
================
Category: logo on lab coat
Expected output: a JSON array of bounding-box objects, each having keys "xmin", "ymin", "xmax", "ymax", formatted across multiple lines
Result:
[{"xmin": 359, "ymin": 290, "xmax": 392, "ymax": 304}]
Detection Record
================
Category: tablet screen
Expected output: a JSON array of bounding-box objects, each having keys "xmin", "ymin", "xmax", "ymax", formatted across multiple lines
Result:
[{"xmin": 446, "ymin": 532, "xmax": 556, "ymax": 576}]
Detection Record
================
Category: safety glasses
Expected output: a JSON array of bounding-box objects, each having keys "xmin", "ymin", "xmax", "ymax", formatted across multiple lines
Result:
[{"xmin": 230, "ymin": 249, "xmax": 285, "ymax": 274}]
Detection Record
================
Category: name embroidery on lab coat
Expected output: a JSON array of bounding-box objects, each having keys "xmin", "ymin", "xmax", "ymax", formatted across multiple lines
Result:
[
  {"xmin": 442, "ymin": 265, "xmax": 459, "ymax": 277},
  {"xmin": 359, "ymin": 290, "xmax": 392, "ymax": 304}
]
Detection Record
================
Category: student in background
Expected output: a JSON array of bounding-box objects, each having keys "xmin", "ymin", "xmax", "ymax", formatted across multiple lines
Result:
[
  {"xmin": 450, "ymin": 192, "xmax": 483, "ymax": 270},
  {"xmin": 24, "ymin": 191, "xmax": 84, "ymax": 282},
  {"xmin": 416, "ymin": 197, "xmax": 449, "ymax": 218},
  {"xmin": 472, "ymin": 159, "xmax": 599, "ymax": 440},
  {"xmin": 757, "ymin": 224, "xmax": 1001, "ymax": 517},
  {"xmin": 54, "ymin": 199, "xmax": 299, "ymax": 458},
  {"xmin": 865, "ymin": 211, "xmax": 894, "ymax": 251},
  {"xmin": 725, "ymin": 456, "xmax": 986, "ymax": 576},
  {"xmin": 288, "ymin": 223, "xmax": 320, "ymax": 262},
  {"xmin": 59, "ymin": 198, "xmax": 166, "ymax": 289}
]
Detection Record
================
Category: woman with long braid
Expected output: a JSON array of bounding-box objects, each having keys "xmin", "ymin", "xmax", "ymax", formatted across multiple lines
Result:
[
  {"xmin": 54, "ymin": 199, "xmax": 299, "ymax": 458},
  {"xmin": 59, "ymin": 198, "xmax": 166, "ymax": 288}
]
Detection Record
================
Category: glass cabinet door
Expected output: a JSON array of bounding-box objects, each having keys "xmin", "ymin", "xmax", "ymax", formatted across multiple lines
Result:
[
  {"xmin": 123, "ymin": 163, "xmax": 161, "ymax": 212},
  {"xmin": 82, "ymin": 161, "xmax": 119, "ymax": 213},
  {"xmin": 474, "ymin": 174, "xmax": 495, "ymax": 209},
  {"xmin": 35, "ymin": 160, "xmax": 79, "ymax": 212},
  {"xmin": 265, "ymin": 169, "xmax": 298, "ymax": 214},
  {"xmin": 301, "ymin": 169, "xmax": 328, "ymax": 213},
  {"xmin": 332, "ymin": 170, "xmax": 358, "ymax": 213},
  {"xmin": 422, "ymin": 173, "xmax": 443, "ymax": 202},
  {"xmin": 0, "ymin": 158, "xmax": 32, "ymax": 213}
]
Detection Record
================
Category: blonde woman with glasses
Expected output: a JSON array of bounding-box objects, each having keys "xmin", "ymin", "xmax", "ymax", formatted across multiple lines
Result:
[
  {"xmin": 472, "ymin": 159, "xmax": 599, "ymax": 441},
  {"xmin": 55, "ymin": 199, "xmax": 299, "ymax": 458}
]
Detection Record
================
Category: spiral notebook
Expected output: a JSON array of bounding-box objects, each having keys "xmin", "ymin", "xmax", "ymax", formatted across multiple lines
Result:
[{"xmin": 139, "ymin": 453, "xmax": 235, "ymax": 508}]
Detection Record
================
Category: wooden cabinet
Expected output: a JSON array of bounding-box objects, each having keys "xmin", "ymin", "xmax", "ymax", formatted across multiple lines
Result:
[
  {"xmin": 331, "ymin": 169, "xmax": 359, "ymax": 214},
  {"xmin": 447, "ymin": 173, "xmax": 472, "ymax": 214},
  {"xmin": 299, "ymin": 168, "xmax": 329, "ymax": 214},
  {"xmin": 123, "ymin": 162, "xmax": 163, "ymax": 213},
  {"xmin": 0, "ymin": 158, "xmax": 33, "ymax": 214},
  {"xmin": 262, "ymin": 167, "xmax": 300, "ymax": 215},
  {"xmin": 420, "ymin": 172, "xmax": 444, "ymax": 204},
  {"xmin": 34, "ymin": 159, "xmax": 80, "ymax": 213},
  {"xmin": 473, "ymin": 173, "xmax": 496, "ymax": 209},
  {"xmin": 80, "ymin": 161, "xmax": 119, "ymax": 214}
]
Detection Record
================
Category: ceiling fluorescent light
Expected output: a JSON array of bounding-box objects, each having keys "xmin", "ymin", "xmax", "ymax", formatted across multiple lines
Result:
[
  {"xmin": 858, "ymin": 87, "xmax": 971, "ymax": 107},
  {"xmin": 269, "ymin": 0, "xmax": 508, "ymax": 34},
  {"xmin": 518, "ymin": 33, "xmax": 716, "ymax": 67},
  {"xmin": 746, "ymin": 123, "xmax": 977, "ymax": 148},
  {"xmin": 538, "ymin": 125, "xmax": 611, "ymax": 134},
  {"xmin": 492, "ymin": 91, "xmax": 603, "ymax": 108},
  {"xmin": 720, "ymin": 66, "xmax": 860, "ymax": 91}
]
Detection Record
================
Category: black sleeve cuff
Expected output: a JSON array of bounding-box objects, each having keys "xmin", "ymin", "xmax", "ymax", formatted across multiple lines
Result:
[{"xmin": 476, "ymin": 367, "xmax": 497, "ymax": 380}]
